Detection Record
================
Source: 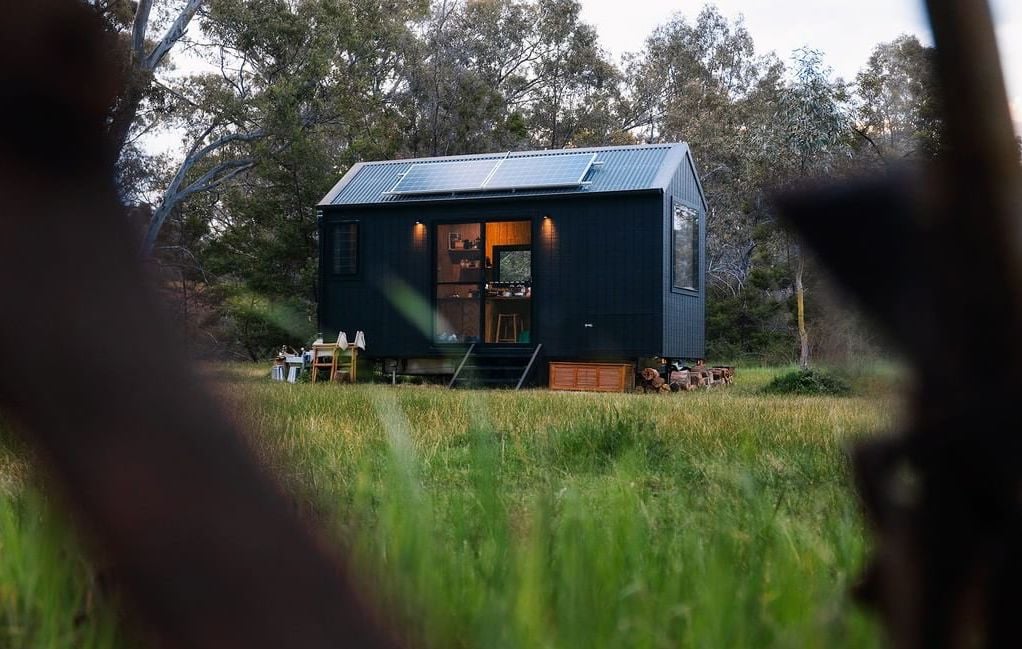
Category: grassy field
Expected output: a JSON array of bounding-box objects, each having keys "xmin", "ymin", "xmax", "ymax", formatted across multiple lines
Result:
[{"xmin": 0, "ymin": 365, "xmax": 902, "ymax": 648}]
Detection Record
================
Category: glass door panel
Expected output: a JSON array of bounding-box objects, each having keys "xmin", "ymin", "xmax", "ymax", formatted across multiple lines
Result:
[
  {"xmin": 435, "ymin": 223, "xmax": 482, "ymax": 343},
  {"xmin": 484, "ymin": 221, "xmax": 532, "ymax": 344},
  {"xmin": 435, "ymin": 284, "xmax": 481, "ymax": 342}
]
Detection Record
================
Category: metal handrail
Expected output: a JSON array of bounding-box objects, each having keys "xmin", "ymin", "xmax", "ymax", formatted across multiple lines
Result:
[
  {"xmin": 515, "ymin": 343, "xmax": 543, "ymax": 390},
  {"xmin": 447, "ymin": 343, "xmax": 476, "ymax": 389}
]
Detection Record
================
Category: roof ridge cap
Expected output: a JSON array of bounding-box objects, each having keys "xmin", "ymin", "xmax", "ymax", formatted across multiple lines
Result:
[{"xmin": 354, "ymin": 142, "xmax": 685, "ymax": 167}]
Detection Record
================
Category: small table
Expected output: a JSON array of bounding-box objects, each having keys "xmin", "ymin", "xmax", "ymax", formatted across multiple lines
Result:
[{"xmin": 273, "ymin": 354, "xmax": 305, "ymax": 382}]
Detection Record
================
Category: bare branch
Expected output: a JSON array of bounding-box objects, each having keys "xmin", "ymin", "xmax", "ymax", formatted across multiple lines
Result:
[
  {"xmin": 220, "ymin": 43, "xmax": 244, "ymax": 97},
  {"xmin": 155, "ymin": 245, "xmax": 215, "ymax": 284},
  {"xmin": 185, "ymin": 129, "xmax": 266, "ymax": 170},
  {"xmin": 124, "ymin": 115, "xmax": 162, "ymax": 146},
  {"xmin": 144, "ymin": 0, "xmax": 204, "ymax": 71},
  {"xmin": 852, "ymin": 126, "xmax": 890, "ymax": 167},
  {"xmin": 132, "ymin": 0, "xmax": 154, "ymax": 62},
  {"xmin": 141, "ymin": 128, "xmax": 266, "ymax": 256},
  {"xmin": 151, "ymin": 78, "xmax": 202, "ymax": 111},
  {"xmin": 179, "ymin": 159, "xmax": 256, "ymax": 199}
]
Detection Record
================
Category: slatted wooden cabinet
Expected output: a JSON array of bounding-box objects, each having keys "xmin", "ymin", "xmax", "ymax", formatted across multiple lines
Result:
[{"xmin": 548, "ymin": 362, "xmax": 635, "ymax": 393}]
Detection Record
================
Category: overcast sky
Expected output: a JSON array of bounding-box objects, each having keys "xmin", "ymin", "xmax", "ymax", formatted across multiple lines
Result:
[
  {"xmin": 578, "ymin": 0, "xmax": 1022, "ymax": 135},
  {"xmin": 150, "ymin": 0, "xmax": 1021, "ymax": 156}
]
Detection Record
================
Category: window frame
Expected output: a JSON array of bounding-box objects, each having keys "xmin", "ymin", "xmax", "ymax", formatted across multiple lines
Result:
[
  {"xmin": 671, "ymin": 198, "xmax": 700, "ymax": 293},
  {"xmin": 330, "ymin": 220, "xmax": 360, "ymax": 277}
]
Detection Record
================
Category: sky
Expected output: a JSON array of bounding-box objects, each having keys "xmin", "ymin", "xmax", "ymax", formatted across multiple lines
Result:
[
  {"xmin": 148, "ymin": 0, "xmax": 1021, "ymax": 157},
  {"xmin": 578, "ymin": 0, "xmax": 1022, "ymax": 135}
]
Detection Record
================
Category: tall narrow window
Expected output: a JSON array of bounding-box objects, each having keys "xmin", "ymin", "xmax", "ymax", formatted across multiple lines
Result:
[
  {"xmin": 332, "ymin": 222, "xmax": 358, "ymax": 276},
  {"xmin": 672, "ymin": 202, "xmax": 698, "ymax": 291}
]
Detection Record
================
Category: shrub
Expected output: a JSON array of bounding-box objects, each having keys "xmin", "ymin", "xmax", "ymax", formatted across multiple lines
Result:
[{"xmin": 761, "ymin": 368, "xmax": 852, "ymax": 396}]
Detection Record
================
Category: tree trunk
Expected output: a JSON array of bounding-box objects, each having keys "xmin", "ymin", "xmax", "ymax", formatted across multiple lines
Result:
[
  {"xmin": 142, "ymin": 196, "xmax": 175, "ymax": 255},
  {"xmin": 108, "ymin": 0, "xmax": 203, "ymax": 162},
  {"xmin": 107, "ymin": 78, "xmax": 147, "ymax": 158},
  {"xmin": 795, "ymin": 253, "xmax": 810, "ymax": 369}
]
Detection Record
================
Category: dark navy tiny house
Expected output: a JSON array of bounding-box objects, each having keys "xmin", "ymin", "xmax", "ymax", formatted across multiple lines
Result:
[{"xmin": 316, "ymin": 143, "xmax": 707, "ymax": 387}]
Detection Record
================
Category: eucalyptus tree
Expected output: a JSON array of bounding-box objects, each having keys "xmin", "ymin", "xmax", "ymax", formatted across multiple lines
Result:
[
  {"xmin": 164, "ymin": 0, "xmax": 423, "ymax": 354},
  {"xmin": 135, "ymin": 0, "xmax": 421, "ymax": 256},
  {"xmin": 82, "ymin": 0, "xmax": 202, "ymax": 154},
  {"xmin": 526, "ymin": 0, "xmax": 624, "ymax": 148},
  {"xmin": 402, "ymin": 0, "xmax": 624, "ymax": 156},
  {"xmin": 773, "ymin": 47, "xmax": 852, "ymax": 368},
  {"xmin": 624, "ymin": 6, "xmax": 782, "ymax": 297},
  {"xmin": 82, "ymin": 0, "xmax": 204, "ymax": 204},
  {"xmin": 854, "ymin": 34, "xmax": 943, "ymax": 162},
  {"xmin": 402, "ymin": 0, "xmax": 528, "ymax": 156}
]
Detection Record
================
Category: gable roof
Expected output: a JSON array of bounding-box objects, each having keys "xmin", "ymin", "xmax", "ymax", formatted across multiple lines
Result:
[{"xmin": 319, "ymin": 143, "xmax": 698, "ymax": 207}]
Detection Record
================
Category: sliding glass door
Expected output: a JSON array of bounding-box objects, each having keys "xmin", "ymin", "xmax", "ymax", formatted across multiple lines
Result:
[{"xmin": 434, "ymin": 220, "xmax": 532, "ymax": 345}]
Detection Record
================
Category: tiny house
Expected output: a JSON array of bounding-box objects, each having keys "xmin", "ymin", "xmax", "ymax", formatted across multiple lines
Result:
[{"xmin": 317, "ymin": 143, "xmax": 707, "ymax": 386}]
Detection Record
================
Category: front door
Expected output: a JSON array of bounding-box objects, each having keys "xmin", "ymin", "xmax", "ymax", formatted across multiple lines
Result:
[{"xmin": 434, "ymin": 220, "xmax": 532, "ymax": 345}]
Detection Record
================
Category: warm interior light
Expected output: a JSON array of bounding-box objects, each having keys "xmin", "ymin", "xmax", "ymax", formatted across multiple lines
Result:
[{"xmin": 415, "ymin": 220, "xmax": 423, "ymax": 225}]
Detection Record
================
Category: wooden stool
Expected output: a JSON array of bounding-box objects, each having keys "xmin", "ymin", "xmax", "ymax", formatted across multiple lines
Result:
[{"xmin": 495, "ymin": 313, "xmax": 521, "ymax": 343}]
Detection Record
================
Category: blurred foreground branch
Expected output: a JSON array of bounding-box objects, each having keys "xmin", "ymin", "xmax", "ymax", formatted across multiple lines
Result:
[
  {"xmin": 778, "ymin": 0, "xmax": 1022, "ymax": 647},
  {"xmin": 0, "ymin": 3, "xmax": 401, "ymax": 648}
]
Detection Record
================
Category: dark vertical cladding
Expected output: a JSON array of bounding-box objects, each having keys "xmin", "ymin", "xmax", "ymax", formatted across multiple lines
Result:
[
  {"xmin": 662, "ymin": 151, "xmax": 707, "ymax": 360},
  {"xmin": 534, "ymin": 194, "xmax": 663, "ymax": 359},
  {"xmin": 317, "ymin": 143, "xmax": 707, "ymax": 363},
  {"xmin": 319, "ymin": 208, "xmax": 434, "ymax": 357}
]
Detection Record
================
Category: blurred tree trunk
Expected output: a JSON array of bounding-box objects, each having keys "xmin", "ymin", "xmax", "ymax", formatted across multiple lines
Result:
[{"xmin": 795, "ymin": 254, "xmax": 809, "ymax": 368}]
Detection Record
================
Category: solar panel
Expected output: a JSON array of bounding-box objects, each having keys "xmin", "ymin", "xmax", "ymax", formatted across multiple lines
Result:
[
  {"xmin": 387, "ymin": 158, "xmax": 498, "ymax": 195},
  {"xmin": 483, "ymin": 152, "xmax": 596, "ymax": 191},
  {"xmin": 385, "ymin": 151, "xmax": 598, "ymax": 196}
]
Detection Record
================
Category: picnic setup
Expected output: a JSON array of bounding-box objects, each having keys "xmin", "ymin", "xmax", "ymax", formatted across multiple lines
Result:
[{"xmin": 271, "ymin": 331, "xmax": 366, "ymax": 383}]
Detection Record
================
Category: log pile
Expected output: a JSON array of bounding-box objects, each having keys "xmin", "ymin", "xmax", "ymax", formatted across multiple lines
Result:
[
  {"xmin": 639, "ymin": 367, "xmax": 670, "ymax": 393},
  {"xmin": 638, "ymin": 364, "xmax": 735, "ymax": 393}
]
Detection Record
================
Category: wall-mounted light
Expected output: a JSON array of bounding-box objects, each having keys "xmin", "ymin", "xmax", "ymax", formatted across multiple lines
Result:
[
  {"xmin": 541, "ymin": 214, "xmax": 556, "ymax": 249},
  {"xmin": 412, "ymin": 219, "xmax": 426, "ymax": 248}
]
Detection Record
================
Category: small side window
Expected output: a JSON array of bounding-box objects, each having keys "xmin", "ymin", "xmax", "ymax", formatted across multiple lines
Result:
[
  {"xmin": 331, "ymin": 222, "xmax": 358, "ymax": 276},
  {"xmin": 672, "ymin": 202, "xmax": 698, "ymax": 291}
]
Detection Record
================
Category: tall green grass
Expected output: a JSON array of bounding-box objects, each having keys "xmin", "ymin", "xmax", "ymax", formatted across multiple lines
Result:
[
  {"xmin": 0, "ymin": 423, "xmax": 124, "ymax": 649},
  {"xmin": 1, "ymin": 365, "xmax": 901, "ymax": 648}
]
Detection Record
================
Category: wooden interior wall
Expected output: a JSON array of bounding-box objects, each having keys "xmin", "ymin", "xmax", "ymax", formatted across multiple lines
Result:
[
  {"xmin": 485, "ymin": 220, "xmax": 531, "ymax": 263},
  {"xmin": 437, "ymin": 222, "xmax": 481, "ymax": 283}
]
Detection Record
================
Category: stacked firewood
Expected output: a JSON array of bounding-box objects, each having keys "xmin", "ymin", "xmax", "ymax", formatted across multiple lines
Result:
[
  {"xmin": 709, "ymin": 366, "xmax": 735, "ymax": 385},
  {"xmin": 639, "ymin": 367, "xmax": 671, "ymax": 393},
  {"xmin": 638, "ymin": 364, "xmax": 735, "ymax": 393}
]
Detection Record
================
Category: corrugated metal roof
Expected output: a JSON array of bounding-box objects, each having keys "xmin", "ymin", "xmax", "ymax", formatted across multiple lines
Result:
[{"xmin": 320, "ymin": 143, "xmax": 690, "ymax": 207}]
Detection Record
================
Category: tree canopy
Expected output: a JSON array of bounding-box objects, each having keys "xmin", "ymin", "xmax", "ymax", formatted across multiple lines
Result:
[{"xmin": 102, "ymin": 0, "xmax": 954, "ymax": 362}]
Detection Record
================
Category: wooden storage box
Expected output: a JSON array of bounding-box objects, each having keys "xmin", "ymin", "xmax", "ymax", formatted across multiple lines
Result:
[{"xmin": 548, "ymin": 362, "xmax": 635, "ymax": 393}]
